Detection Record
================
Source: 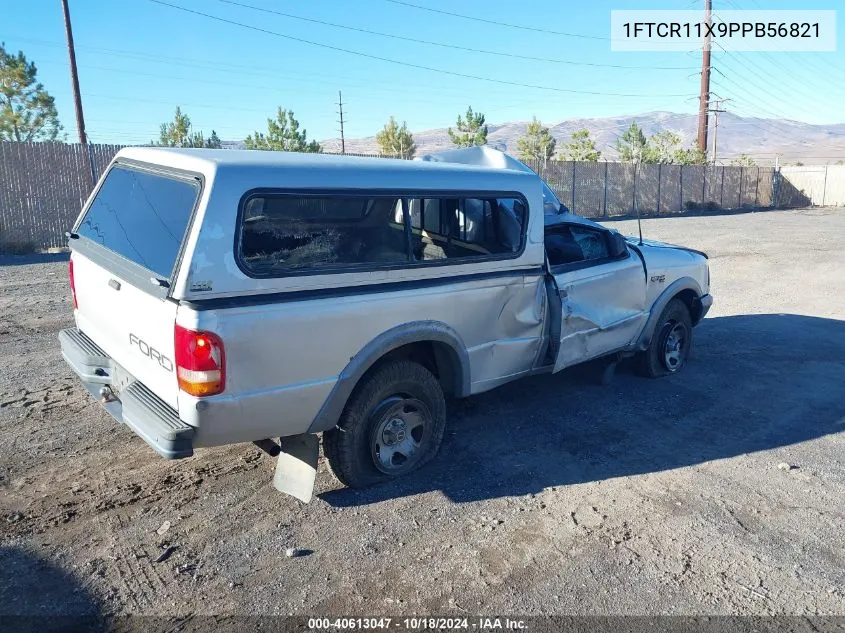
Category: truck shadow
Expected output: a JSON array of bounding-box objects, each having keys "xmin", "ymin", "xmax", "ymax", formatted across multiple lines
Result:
[
  {"xmin": 0, "ymin": 546, "xmax": 106, "ymax": 632},
  {"xmin": 322, "ymin": 313, "xmax": 845, "ymax": 506}
]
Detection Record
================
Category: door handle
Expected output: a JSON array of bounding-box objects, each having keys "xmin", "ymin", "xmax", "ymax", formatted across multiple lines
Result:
[{"xmin": 108, "ymin": 279, "xmax": 121, "ymax": 291}]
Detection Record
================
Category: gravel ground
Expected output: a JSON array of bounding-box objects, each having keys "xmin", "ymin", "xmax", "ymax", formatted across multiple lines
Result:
[{"xmin": 1, "ymin": 208, "xmax": 844, "ymax": 620}]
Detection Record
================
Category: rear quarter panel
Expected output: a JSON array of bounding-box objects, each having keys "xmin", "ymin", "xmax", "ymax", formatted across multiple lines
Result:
[{"xmin": 177, "ymin": 272, "xmax": 546, "ymax": 446}]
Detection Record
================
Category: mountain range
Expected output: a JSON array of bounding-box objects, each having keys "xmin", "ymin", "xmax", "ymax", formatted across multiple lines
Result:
[{"xmin": 314, "ymin": 111, "xmax": 845, "ymax": 165}]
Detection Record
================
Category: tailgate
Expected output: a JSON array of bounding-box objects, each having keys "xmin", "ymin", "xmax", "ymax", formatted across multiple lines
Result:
[{"xmin": 70, "ymin": 162, "xmax": 201, "ymax": 410}]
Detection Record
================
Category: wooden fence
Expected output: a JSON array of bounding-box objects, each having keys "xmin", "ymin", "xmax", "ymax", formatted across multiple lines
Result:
[{"xmin": 0, "ymin": 142, "xmax": 121, "ymax": 252}]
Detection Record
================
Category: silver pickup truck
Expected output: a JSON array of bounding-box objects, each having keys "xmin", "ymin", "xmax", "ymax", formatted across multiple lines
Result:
[{"xmin": 59, "ymin": 146, "xmax": 711, "ymax": 501}]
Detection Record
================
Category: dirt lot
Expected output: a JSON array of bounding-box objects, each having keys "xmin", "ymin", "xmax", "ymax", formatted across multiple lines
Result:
[{"xmin": 1, "ymin": 208, "xmax": 844, "ymax": 621}]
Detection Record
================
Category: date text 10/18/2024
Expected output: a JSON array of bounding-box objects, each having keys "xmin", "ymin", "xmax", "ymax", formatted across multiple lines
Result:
[{"xmin": 307, "ymin": 617, "xmax": 528, "ymax": 631}]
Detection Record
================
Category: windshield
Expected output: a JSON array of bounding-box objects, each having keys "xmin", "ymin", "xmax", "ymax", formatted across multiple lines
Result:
[{"xmin": 542, "ymin": 180, "xmax": 563, "ymax": 215}]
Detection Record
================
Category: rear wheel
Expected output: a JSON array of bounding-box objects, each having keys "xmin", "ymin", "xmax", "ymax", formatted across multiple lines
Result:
[
  {"xmin": 637, "ymin": 299, "xmax": 693, "ymax": 378},
  {"xmin": 324, "ymin": 360, "xmax": 446, "ymax": 488}
]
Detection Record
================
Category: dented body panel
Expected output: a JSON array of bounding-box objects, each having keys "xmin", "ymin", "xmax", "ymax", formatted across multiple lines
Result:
[
  {"xmin": 551, "ymin": 250, "xmax": 648, "ymax": 372},
  {"xmin": 180, "ymin": 270, "xmax": 546, "ymax": 446}
]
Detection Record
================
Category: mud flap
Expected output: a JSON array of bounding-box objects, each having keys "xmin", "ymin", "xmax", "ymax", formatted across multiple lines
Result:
[{"xmin": 272, "ymin": 433, "xmax": 319, "ymax": 503}]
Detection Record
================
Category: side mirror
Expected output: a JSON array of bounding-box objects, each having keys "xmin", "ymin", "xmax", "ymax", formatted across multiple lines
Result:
[{"xmin": 608, "ymin": 232, "xmax": 628, "ymax": 258}]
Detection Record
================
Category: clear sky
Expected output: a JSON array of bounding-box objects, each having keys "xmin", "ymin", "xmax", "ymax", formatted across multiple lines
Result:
[{"xmin": 4, "ymin": 0, "xmax": 844, "ymax": 147}]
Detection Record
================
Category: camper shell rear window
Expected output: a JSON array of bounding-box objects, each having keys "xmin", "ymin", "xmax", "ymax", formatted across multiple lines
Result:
[{"xmin": 76, "ymin": 164, "xmax": 200, "ymax": 278}]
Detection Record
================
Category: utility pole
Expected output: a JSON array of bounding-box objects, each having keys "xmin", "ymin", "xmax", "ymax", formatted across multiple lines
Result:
[
  {"xmin": 337, "ymin": 91, "xmax": 346, "ymax": 155},
  {"xmin": 61, "ymin": 0, "xmax": 87, "ymax": 145},
  {"xmin": 696, "ymin": 0, "xmax": 712, "ymax": 155},
  {"xmin": 708, "ymin": 98, "xmax": 728, "ymax": 165}
]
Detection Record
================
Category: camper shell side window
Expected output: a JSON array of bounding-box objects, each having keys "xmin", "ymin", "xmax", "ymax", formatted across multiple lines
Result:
[{"xmin": 235, "ymin": 190, "xmax": 528, "ymax": 278}]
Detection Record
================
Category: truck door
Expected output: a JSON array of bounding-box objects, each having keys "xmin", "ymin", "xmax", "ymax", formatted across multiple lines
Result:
[{"xmin": 545, "ymin": 222, "xmax": 647, "ymax": 373}]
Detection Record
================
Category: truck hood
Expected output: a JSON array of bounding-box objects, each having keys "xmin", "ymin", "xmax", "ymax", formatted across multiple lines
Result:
[{"xmin": 626, "ymin": 237, "xmax": 709, "ymax": 260}]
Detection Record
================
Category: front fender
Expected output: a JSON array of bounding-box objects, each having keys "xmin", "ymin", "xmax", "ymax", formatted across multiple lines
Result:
[
  {"xmin": 306, "ymin": 321, "xmax": 470, "ymax": 433},
  {"xmin": 634, "ymin": 277, "xmax": 703, "ymax": 351}
]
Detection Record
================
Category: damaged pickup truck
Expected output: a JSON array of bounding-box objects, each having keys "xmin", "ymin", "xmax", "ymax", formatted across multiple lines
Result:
[{"xmin": 59, "ymin": 145, "xmax": 712, "ymax": 501}]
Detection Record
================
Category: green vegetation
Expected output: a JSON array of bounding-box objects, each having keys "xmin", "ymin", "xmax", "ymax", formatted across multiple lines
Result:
[
  {"xmin": 559, "ymin": 129, "xmax": 601, "ymax": 162},
  {"xmin": 448, "ymin": 106, "xmax": 487, "ymax": 147},
  {"xmin": 516, "ymin": 117, "xmax": 556, "ymax": 162},
  {"xmin": 154, "ymin": 106, "xmax": 221, "ymax": 148},
  {"xmin": 615, "ymin": 123, "xmax": 706, "ymax": 165},
  {"xmin": 0, "ymin": 44, "xmax": 62, "ymax": 142},
  {"xmin": 245, "ymin": 107, "xmax": 322, "ymax": 152},
  {"xmin": 376, "ymin": 117, "xmax": 416, "ymax": 158},
  {"xmin": 615, "ymin": 123, "xmax": 648, "ymax": 163},
  {"xmin": 731, "ymin": 154, "xmax": 756, "ymax": 166}
]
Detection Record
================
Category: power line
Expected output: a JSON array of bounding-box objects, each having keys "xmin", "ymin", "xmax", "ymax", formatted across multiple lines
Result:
[
  {"xmin": 7, "ymin": 34, "xmax": 599, "ymax": 101},
  {"xmin": 145, "ymin": 0, "xmax": 693, "ymax": 98},
  {"xmin": 383, "ymin": 0, "xmax": 612, "ymax": 40},
  {"xmin": 218, "ymin": 0, "xmax": 695, "ymax": 70},
  {"xmin": 718, "ymin": 0, "xmax": 845, "ymax": 84},
  {"xmin": 712, "ymin": 76, "xmax": 845, "ymax": 139},
  {"xmin": 20, "ymin": 40, "xmax": 698, "ymax": 110},
  {"xmin": 707, "ymin": 44, "xmax": 845, "ymax": 136},
  {"xmin": 36, "ymin": 58, "xmax": 627, "ymax": 112}
]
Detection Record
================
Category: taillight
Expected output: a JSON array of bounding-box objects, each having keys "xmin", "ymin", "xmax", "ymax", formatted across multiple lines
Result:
[
  {"xmin": 174, "ymin": 325, "xmax": 225, "ymax": 397},
  {"xmin": 69, "ymin": 259, "xmax": 78, "ymax": 309}
]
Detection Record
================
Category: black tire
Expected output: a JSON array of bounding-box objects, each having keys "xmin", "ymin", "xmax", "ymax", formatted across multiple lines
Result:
[
  {"xmin": 636, "ymin": 298, "xmax": 693, "ymax": 378},
  {"xmin": 323, "ymin": 360, "xmax": 446, "ymax": 488}
]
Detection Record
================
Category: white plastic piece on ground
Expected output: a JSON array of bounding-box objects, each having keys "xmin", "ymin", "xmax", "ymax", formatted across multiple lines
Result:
[{"xmin": 273, "ymin": 434, "xmax": 320, "ymax": 503}]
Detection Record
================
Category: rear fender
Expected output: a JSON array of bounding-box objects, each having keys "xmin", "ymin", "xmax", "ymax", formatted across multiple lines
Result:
[{"xmin": 306, "ymin": 321, "xmax": 470, "ymax": 434}]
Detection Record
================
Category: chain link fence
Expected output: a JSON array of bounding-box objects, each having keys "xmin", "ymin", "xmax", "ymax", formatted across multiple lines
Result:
[
  {"xmin": 0, "ymin": 142, "xmax": 831, "ymax": 253},
  {"xmin": 526, "ymin": 159, "xmax": 777, "ymax": 218}
]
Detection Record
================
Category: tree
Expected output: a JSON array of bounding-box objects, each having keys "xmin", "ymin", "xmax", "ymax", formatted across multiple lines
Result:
[
  {"xmin": 615, "ymin": 123, "xmax": 648, "ymax": 163},
  {"xmin": 516, "ymin": 117, "xmax": 556, "ymax": 162},
  {"xmin": 730, "ymin": 154, "xmax": 756, "ymax": 167},
  {"xmin": 154, "ymin": 106, "xmax": 209, "ymax": 147},
  {"xmin": 643, "ymin": 130, "xmax": 681, "ymax": 164},
  {"xmin": 672, "ymin": 146, "xmax": 707, "ymax": 165},
  {"xmin": 244, "ymin": 107, "xmax": 321, "ymax": 152},
  {"xmin": 620, "ymin": 127, "xmax": 706, "ymax": 165},
  {"xmin": 204, "ymin": 130, "xmax": 222, "ymax": 149},
  {"xmin": 448, "ymin": 106, "xmax": 487, "ymax": 147},
  {"xmin": 375, "ymin": 116, "xmax": 415, "ymax": 158},
  {"xmin": 559, "ymin": 128, "xmax": 601, "ymax": 161},
  {"xmin": 0, "ymin": 43, "xmax": 62, "ymax": 142}
]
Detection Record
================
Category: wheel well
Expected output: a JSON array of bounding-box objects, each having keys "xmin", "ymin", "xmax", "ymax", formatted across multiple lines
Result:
[
  {"xmin": 368, "ymin": 341, "xmax": 462, "ymax": 397},
  {"xmin": 674, "ymin": 288, "xmax": 701, "ymax": 323}
]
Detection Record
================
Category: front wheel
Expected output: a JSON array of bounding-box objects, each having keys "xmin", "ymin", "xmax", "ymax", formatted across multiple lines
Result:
[
  {"xmin": 323, "ymin": 360, "xmax": 446, "ymax": 488},
  {"xmin": 637, "ymin": 298, "xmax": 693, "ymax": 378}
]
